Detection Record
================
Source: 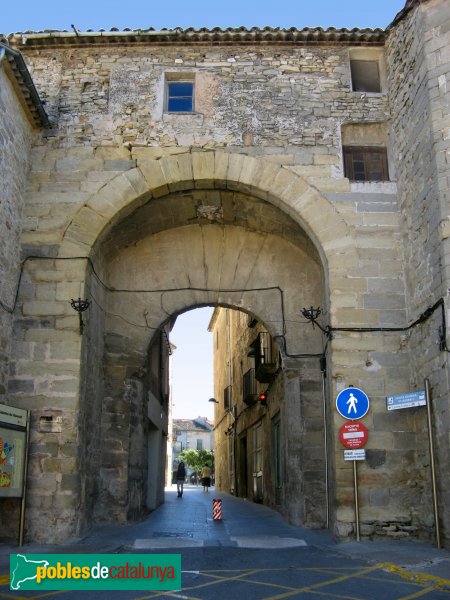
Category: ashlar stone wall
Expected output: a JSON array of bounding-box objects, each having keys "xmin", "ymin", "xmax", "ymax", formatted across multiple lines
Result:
[
  {"xmin": 0, "ymin": 59, "xmax": 35, "ymax": 537},
  {"xmin": 3, "ymin": 4, "xmax": 449, "ymax": 544},
  {"xmin": 386, "ymin": 0, "xmax": 450, "ymax": 544},
  {"xmin": 0, "ymin": 64, "xmax": 33, "ymax": 403}
]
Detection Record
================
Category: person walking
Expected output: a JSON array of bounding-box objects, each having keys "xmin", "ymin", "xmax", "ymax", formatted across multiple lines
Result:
[
  {"xmin": 201, "ymin": 464, "xmax": 211, "ymax": 492},
  {"xmin": 176, "ymin": 461, "xmax": 186, "ymax": 497}
]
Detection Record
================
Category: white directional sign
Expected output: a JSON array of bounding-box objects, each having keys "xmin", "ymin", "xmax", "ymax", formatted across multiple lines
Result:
[
  {"xmin": 344, "ymin": 449, "xmax": 366, "ymax": 461},
  {"xmin": 386, "ymin": 391, "xmax": 426, "ymax": 411},
  {"xmin": 336, "ymin": 387, "xmax": 369, "ymax": 420},
  {"xmin": 0, "ymin": 403, "xmax": 27, "ymax": 428}
]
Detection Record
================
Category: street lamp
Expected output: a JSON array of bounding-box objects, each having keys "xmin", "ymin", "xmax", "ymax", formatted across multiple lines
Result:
[
  {"xmin": 208, "ymin": 398, "xmax": 219, "ymax": 404},
  {"xmin": 301, "ymin": 306, "xmax": 322, "ymax": 321},
  {"xmin": 70, "ymin": 297, "xmax": 91, "ymax": 335}
]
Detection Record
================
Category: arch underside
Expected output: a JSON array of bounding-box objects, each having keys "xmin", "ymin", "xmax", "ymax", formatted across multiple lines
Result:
[{"xmin": 79, "ymin": 179, "xmax": 329, "ymax": 529}]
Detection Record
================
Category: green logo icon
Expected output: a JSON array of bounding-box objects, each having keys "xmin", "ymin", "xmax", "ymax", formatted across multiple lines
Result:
[{"xmin": 10, "ymin": 554, "xmax": 181, "ymax": 591}]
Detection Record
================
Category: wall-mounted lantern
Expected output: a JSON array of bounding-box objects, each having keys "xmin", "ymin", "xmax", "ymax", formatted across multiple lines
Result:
[{"xmin": 70, "ymin": 297, "xmax": 91, "ymax": 335}]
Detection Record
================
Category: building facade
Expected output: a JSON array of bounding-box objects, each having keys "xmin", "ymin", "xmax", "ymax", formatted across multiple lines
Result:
[
  {"xmin": 172, "ymin": 418, "xmax": 214, "ymax": 456},
  {"xmin": 0, "ymin": 0, "xmax": 449, "ymax": 545},
  {"xmin": 171, "ymin": 417, "xmax": 214, "ymax": 480}
]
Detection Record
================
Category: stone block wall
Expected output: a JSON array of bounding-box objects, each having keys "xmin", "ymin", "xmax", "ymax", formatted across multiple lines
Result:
[
  {"xmin": 386, "ymin": 0, "xmax": 450, "ymax": 543},
  {"xmin": 0, "ymin": 62, "xmax": 34, "ymax": 537},
  {"xmin": 2, "ymin": 3, "xmax": 448, "ymax": 544},
  {"xmin": 21, "ymin": 42, "xmax": 388, "ymax": 170},
  {"xmin": 0, "ymin": 66, "xmax": 33, "ymax": 403}
]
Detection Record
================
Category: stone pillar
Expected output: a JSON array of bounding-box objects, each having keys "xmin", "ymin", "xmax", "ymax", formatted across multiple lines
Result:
[{"xmin": 283, "ymin": 357, "xmax": 326, "ymax": 528}]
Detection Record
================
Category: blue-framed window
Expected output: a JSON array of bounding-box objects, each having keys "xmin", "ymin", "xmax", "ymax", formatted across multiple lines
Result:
[{"xmin": 167, "ymin": 81, "xmax": 194, "ymax": 112}]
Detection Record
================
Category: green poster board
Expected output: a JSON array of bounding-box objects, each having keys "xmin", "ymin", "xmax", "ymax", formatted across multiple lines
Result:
[
  {"xmin": 0, "ymin": 403, "xmax": 28, "ymax": 499},
  {"xmin": 0, "ymin": 426, "xmax": 27, "ymax": 497}
]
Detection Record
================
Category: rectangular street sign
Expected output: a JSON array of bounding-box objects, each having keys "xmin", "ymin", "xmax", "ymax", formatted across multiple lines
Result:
[
  {"xmin": 386, "ymin": 391, "xmax": 426, "ymax": 411},
  {"xmin": 0, "ymin": 403, "xmax": 27, "ymax": 429},
  {"xmin": 344, "ymin": 449, "xmax": 366, "ymax": 461}
]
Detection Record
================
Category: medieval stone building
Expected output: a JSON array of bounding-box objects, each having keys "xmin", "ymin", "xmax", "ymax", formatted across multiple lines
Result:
[{"xmin": 0, "ymin": 0, "xmax": 449, "ymax": 546}]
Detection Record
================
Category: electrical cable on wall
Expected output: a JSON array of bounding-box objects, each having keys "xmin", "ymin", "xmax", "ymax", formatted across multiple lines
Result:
[
  {"xmin": 301, "ymin": 299, "xmax": 449, "ymax": 353},
  {"xmin": 2, "ymin": 254, "xmax": 449, "ymax": 354}
]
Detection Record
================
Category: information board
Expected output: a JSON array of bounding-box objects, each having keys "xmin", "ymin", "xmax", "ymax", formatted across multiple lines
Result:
[
  {"xmin": 386, "ymin": 391, "xmax": 426, "ymax": 411},
  {"xmin": 0, "ymin": 404, "xmax": 27, "ymax": 428},
  {"xmin": 0, "ymin": 426, "xmax": 26, "ymax": 497},
  {"xmin": 344, "ymin": 449, "xmax": 366, "ymax": 461}
]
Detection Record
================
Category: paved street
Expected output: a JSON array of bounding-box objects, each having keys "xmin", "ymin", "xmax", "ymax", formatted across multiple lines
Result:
[{"xmin": 1, "ymin": 485, "xmax": 449, "ymax": 599}]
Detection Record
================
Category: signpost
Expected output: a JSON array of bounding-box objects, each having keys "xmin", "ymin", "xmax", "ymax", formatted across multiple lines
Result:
[
  {"xmin": 339, "ymin": 421, "xmax": 368, "ymax": 450},
  {"xmin": 336, "ymin": 387, "xmax": 369, "ymax": 420},
  {"xmin": 336, "ymin": 387, "xmax": 370, "ymax": 542},
  {"xmin": 387, "ymin": 391, "xmax": 426, "ymax": 411},
  {"xmin": 344, "ymin": 449, "xmax": 366, "ymax": 461}
]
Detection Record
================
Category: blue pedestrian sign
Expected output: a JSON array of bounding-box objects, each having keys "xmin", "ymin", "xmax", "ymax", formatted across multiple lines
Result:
[{"xmin": 336, "ymin": 387, "xmax": 369, "ymax": 420}]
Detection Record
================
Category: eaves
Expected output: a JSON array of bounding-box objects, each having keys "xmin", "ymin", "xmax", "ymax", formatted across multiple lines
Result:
[{"xmin": 0, "ymin": 42, "xmax": 49, "ymax": 129}]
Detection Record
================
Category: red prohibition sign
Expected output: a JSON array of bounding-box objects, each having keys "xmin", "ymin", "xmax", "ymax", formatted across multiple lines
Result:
[{"xmin": 339, "ymin": 421, "xmax": 368, "ymax": 449}]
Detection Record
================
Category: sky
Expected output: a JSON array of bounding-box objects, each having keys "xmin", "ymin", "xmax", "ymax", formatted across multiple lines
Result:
[
  {"xmin": 170, "ymin": 308, "xmax": 215, "ymax": 420},
  {"xmin": 2, "ymin": 1, "xmax": 406, "ymax": 421},
  {"xmin": 1, "ymin": 1, "xmax": 406, "ymax": 35}
]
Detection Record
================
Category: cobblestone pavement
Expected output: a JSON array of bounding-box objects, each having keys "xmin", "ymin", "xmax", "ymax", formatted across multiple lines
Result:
[{"xmin": 1, "ymin": 486, "xmax": 449, "ymax": 599}]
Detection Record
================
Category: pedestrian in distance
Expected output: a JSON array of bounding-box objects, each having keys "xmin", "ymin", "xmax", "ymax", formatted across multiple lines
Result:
[
  {"xmin": 201, "ymin": 463, "xmax": 211, "ymax": 492},
  {"xmin": 176, "ymin": 461, "xmax": 186, "ymax": 497}
]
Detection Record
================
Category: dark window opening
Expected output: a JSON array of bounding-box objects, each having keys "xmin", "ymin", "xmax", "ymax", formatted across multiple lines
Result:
[
  {"xmin": 243, "ymin": 368, "xmax": 258, "ymax": 405},
  {"xmin": 350, "ymin": 60, "xmax": 381, "ymax": 93},
  {"xmin": 167, "ymin": 81, "xmax": 194, "ymax": 112},
  {"xmin": 224, "ymin": 385, "xmax": 232, "ymax": 410},
  {"xmin": 344, "ymin": 146, "xmax": 389, "ymax": 182}
]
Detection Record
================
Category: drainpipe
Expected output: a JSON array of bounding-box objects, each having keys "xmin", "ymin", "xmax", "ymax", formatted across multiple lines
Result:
[
  {"xmin": 0, "ymin": 41, "xmax": 50, "ymax": 128},
  {"xmin": 320, "ymin": 355, "xmax": 330, "ymax": 529}
]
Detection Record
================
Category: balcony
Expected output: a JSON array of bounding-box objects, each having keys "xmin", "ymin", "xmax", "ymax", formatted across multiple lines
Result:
[{"xmin": 250, "ymin": 332, "xmax": 278, "ymax": 383}]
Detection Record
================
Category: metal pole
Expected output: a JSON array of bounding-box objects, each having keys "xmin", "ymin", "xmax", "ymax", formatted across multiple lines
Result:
[
  {"xmin": 19, "ymin": 410, "xmax": 31, "ymax": 546},
  {"xmin": 321, "ymin": 370, "xmax": 329, "ymax": 528},
  {"xmin": 353, "ymin": 460, "xmax": 360, "ymax": 542},
  {"xmin": 424, "ymin": 378, "xmax": 441, "ymax": 549}
]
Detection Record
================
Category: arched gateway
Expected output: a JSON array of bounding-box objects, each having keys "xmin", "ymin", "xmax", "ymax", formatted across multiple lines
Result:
[{"xmin": 16, "ymin": 150, "xmax": 357, "ymax": 542}]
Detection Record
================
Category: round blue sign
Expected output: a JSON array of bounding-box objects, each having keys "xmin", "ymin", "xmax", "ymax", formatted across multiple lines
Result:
[{"xmin": 336, "ymin": 387, "xmax": 369, "ymax": 420}]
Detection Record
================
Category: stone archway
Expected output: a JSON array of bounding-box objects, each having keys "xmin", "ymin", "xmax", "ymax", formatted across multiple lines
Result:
[
  {"xmin": 85, "ymin": 184, "xmax": 327, "ymax": 530},
  {"xmin": 16, "ymin": 150, "xmax": 361, "ymax": 542},
  {"xmin": 59, "ymin": 150, "xmax": 357, "ymax": 286}
]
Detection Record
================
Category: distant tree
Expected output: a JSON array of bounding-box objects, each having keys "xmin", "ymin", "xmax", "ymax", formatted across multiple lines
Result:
[{"xmin": 178, "ymin": 449, "xmax": 214, "ymax": 479}]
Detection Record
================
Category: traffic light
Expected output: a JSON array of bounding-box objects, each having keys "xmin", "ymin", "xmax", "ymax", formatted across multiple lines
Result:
[{"xmin": 259, "ymin": 391, "xmax": 268, "ymax": 406}]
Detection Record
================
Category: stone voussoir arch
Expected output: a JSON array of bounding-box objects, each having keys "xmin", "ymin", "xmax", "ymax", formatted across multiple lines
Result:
[{"xmin": 58, "ymin": 149, "xmax": 358, "ymax": 280}]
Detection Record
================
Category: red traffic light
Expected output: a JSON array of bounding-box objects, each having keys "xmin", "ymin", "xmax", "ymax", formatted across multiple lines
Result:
[{"xmin": 259, "ymin": 391, "xmax": 268, "ymax": 405}]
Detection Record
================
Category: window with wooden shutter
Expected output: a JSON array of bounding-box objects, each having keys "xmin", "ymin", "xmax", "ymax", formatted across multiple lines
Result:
[{"xmin": 343, "ymin": 146, "xmax": 389, "ymax": 181}]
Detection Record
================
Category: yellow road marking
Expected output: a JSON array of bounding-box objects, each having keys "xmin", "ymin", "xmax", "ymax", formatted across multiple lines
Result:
[
  {"xmin": 0, "ymin": 590, "xmax": 66, "ymax": 599},
  {"xmin": 136, "ymin": 562, "xmax": 450, "ymax": 600},
  {"xmin": 387, "ymin": 564, "xmax": 450, "ymax": 589},
  {"xmin": 256, "ymin": 563, "xmax": 389, "ymax": 600},
  {"xmin": 134, "ymin": 569, "xmax": 265, "ymax": 600},
  {"xmin": 397, "ymin": 588, "xmax": 448, "ymax": 600}
]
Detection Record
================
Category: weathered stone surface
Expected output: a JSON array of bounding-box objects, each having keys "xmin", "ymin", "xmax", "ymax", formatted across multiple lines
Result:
[{"xmin": 0, "ymin": 1, "xmax": 448, "ymax": 547}]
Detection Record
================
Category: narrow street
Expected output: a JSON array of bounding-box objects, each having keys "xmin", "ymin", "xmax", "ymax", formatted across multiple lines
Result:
[{"xmin": 1, "ymin": 485, "xmax": 449, "ymax": 599}]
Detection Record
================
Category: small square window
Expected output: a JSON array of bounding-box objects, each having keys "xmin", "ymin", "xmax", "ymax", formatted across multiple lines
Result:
[
  {"xmin": 350, "ymin": 60, "xmax": 381, "ymax": 93},
  {"xmin": 344, "ymin": 146, "xmax": 389, "ymax": 182},
  {"xmin": 167, "ymin": 81, "xmax": 194, "ymax": 112}
]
